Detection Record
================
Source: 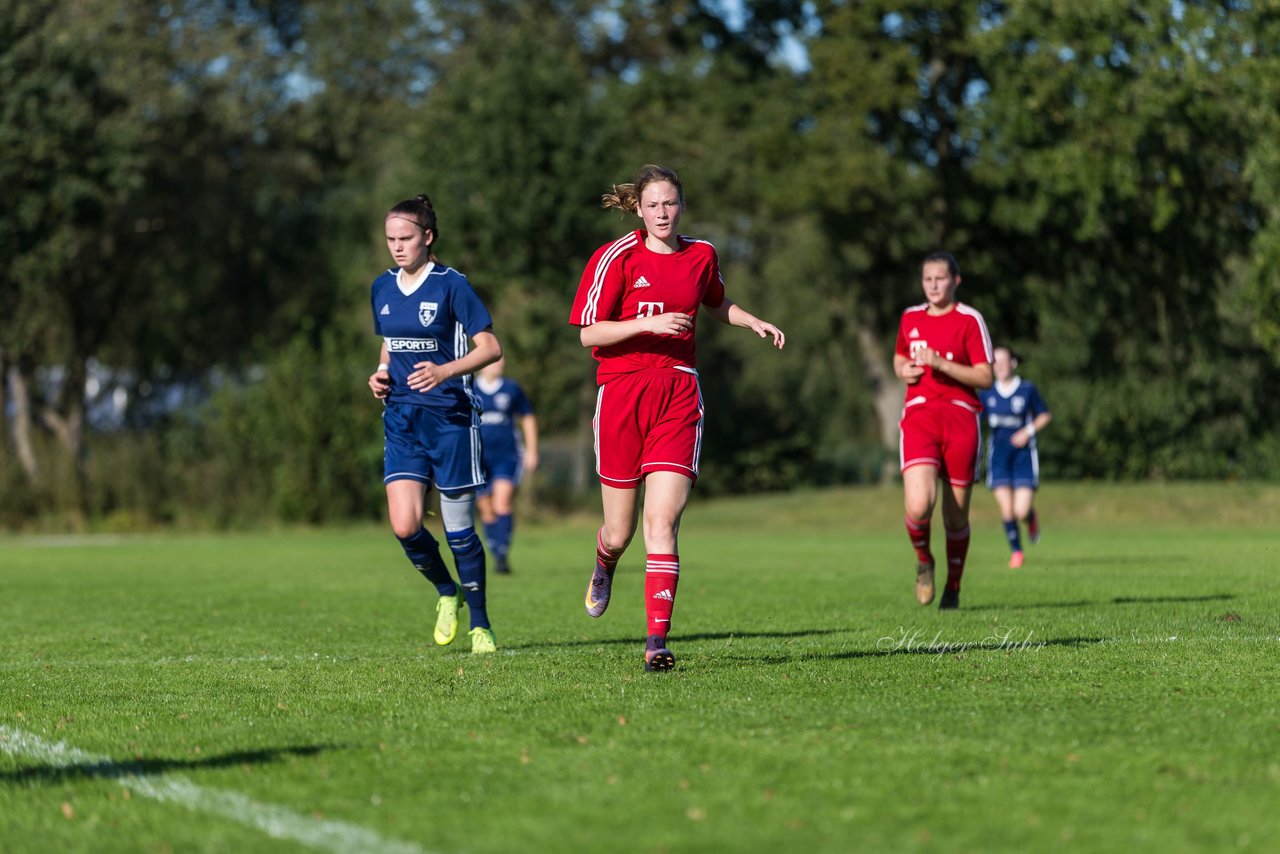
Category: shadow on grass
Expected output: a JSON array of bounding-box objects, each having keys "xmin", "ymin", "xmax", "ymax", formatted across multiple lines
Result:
[
  {"xmin": 982, "ymin": 593, "xmax": 1235, "ymax": 610},
  {"xmin": 1111, "ymin": 593, "xmax": 1234, "ymax": 604},
  {"xmin": 0, "ymin": 744, "xmax": 332, "ymax": 786},
  {"xmin": 718, "ymin": 634, "xmax": 1110, "ymax": 665},
  {"xmin": 1038, "ymin": 555, "xmax": 1190, "ymax": 567},
  {"xmin": 505, "ymin": 627, "xmax": 851, "ymax": 650}
]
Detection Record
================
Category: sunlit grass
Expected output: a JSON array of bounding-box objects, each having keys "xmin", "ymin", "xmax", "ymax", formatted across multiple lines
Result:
[{"xmin": 2, "ymin": 484, "xmax": 1278, "ymax": 852}]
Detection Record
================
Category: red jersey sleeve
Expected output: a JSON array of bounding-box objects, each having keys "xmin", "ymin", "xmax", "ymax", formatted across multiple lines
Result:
[
  {"xmin": 701, "ymin": 246, "xmax": 726, "ymax": 309},
  {"xmin": 569, "ymin": 232, "xmax": 639, "ymax": 327},
  {"xmin": 959, "ymin": 305, "xmax": 994, "ymax": 366},
  {"xmin": 894, "ymin": 312, "xmax": 913, "ymax": 359}
]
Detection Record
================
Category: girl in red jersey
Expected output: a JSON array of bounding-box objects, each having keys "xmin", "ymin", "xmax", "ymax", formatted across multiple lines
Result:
[
  {"xmin": 568, "ymin": 164, "xmax": 785, "ymax": 671},
  {"xmin": 894, "ymin": 251, "xmax": 994, "ymax": 610}
]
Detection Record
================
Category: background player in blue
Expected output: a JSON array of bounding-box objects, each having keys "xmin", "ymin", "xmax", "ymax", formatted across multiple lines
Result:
[
  {"xmin": 474, "ymin": 356, "xmax": 539, "ymax": 575},
  {"xmin": 983, "ymin": 346, "xmax": 1052, "ymax": 569},
  {"xmin": 367, "ymin": 194, "xmax": 503, "ymax": 654}
]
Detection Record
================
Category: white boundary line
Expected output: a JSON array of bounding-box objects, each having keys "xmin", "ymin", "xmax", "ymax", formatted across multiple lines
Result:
[{"xmin": 0, "ymin": 726, "xmax": 427, "ymax": 854}]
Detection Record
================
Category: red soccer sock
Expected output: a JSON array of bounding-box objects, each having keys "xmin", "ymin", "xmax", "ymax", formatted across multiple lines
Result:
[
  {"xmin": 905, "ymin": 516, "xmax": 933, "ymax": 565},
  {"xmin": 645, "ymin": 554, "xmax": 680, "ymax": 639},
  {"xmin": 945, "ymin": 525, "xmax": 971, "ymax": 592},
  {"xmin": 596, "ymin": 527, "xmax": 623, "ymax": 573}
]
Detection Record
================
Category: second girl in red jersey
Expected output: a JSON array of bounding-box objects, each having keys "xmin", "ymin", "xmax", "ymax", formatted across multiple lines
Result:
[
  {"xmin": 894, "ymin": 251, "xmax": 994, "ymax": 610},
  {"xmin": 568, "ymin": 164, "xmax": 785, "ymax": 671}
]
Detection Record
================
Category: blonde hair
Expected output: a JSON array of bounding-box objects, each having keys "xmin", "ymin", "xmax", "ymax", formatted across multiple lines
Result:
[{"xmin": 601, "ymin": 164, "xmax": 684, "ymax": 213}]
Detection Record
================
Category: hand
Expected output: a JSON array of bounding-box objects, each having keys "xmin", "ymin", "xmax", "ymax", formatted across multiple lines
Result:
[
  {"xmin": 369, "ymin": 369, "xmax": 391, "ymax": 399},
  {"xmin": 749, "ymin": 319, "xmax": 786, "ymax": 349},
  {"xmin": 915, "ymin": 347, "xmax": 942, "ymax": 369},
  {"xmin": 899, "ymin": 362, "xmax": 925, "ymax": 385},
  {"xmin": 1011, "ymin": 429, "xmax": 1030, "ymax": 449},
  {"xmin": 408, "ymin": 361, "xmax": 452, "ymax": 393},
  {"xmin": 646, "ymin": 312, "xmax": 694, "ymax": 336},
  {"xmin": 523, "ymin": 449, "xmax": 540, "ymax": 474}
]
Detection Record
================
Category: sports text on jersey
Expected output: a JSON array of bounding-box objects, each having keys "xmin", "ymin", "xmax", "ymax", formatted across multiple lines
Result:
[
  {"xmin": 386, "ymin": 337, "xmax": 439, "ymax": 352},
  {"xmin": 988, "ymin": 414, "xmax": 1026, "ymax": 429}
]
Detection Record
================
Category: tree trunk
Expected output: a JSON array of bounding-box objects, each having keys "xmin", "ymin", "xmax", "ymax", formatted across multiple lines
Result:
[
  {"xmin": 0, "ymin": 347, "xmax": 8, "ymax": 455},
  {"xmin": 9, "ymin": 358, "xmax": 43, "ymax": 484},
  {"xmin": 40, "ymin": 356, "xmax": 89, "ymax": 519},
  {"xmin": 855, "ymin": 319, "xmax": 901, "ymax": 483}
]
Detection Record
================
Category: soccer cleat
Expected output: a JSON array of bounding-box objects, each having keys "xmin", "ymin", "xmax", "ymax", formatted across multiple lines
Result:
[
  {"xmin": 915, "ymin": 560, "xmax": 936, "ymax": 606},
  {"xmin": 469, "ymin": 626, "xmax": 497, "ymax": 654},
  {"xmin": 939, "ymin": 587, "xmax": 960, "ymax": 610},
  {"xmin": 584, "ymin": 563, "xmax": 616, "ymax": 618},
  {"xmin": 433, "ymin": 592, "xmax": 464, "ymax": 646},
  {"xmin": 1028, "ymin": 515, "xmax": 1041, "ymax": 545},
  {"xmin": 1009, "ymin": 550, "xmax": 1025, "ymax": 569},
  {"xmin": 494, "ymin": 555, "xmax": 511, "ymax": 575},
  {"xmin": 644, "ymin": 636, "xmax": 676, "ymax": 672}
]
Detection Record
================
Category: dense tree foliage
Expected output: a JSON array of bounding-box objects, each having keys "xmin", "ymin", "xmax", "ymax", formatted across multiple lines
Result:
[{"xmin": 3, "ymin": 0, "xmax": 1279, "ymax": 529}]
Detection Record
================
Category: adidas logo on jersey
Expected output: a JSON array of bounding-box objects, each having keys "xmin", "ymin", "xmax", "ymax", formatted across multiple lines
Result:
[
  {"xmin": 633, "ymin": 275, "xmax": 652, "ymax": 289},
  {"xmin": 651, "ymin": 588, "xmax": 674, "ymax": 601},
  {"xmin": 380, "ymin": 305, "xmax": 391, "ymax": 315},
  {"xmin": 909, "ymin": 327, "xmax": 920, "ymax": 338}
]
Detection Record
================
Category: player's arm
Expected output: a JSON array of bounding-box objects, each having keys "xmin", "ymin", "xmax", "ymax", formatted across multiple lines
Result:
[
  {"xmin": 520, "ymin": 414, "xmax": 539, "ymax": 473},
  {"xmin": 369, "ymin": 341, "xmax": 391, "ymax": 399},
  {"xmin": 407, "ymin": 329, "xmax": 502, "ymax": 393},
  {"xmin": 1012, "ymin": 411, "xmax": 1052, "ymax": 448},
  {"xmin": 922, "ymin": 350, "xmax": 993, "ymax": 389},
  {"xmin": 704, "ymin": 297, "xmax": 785, "ymax": 349},
  {"xmin": 579, "ymin": 314, "xmax": 692, "ymax": 347}
]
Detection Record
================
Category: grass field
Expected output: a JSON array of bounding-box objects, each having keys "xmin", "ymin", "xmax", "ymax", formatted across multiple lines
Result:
[{"xmin": 2, "ymin": 483, "xmax": 1278, "ymax": 853}]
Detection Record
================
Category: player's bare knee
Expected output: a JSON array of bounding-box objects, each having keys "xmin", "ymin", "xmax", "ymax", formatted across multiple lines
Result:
[{"xmin": 390, "ymin": 518, "xmax": 421, "ymax": 540}]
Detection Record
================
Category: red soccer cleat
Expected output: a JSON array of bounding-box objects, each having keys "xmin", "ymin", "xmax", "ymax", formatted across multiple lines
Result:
[{"xmin": 1009, "ymin": 550, "xmax": 1025, "ymax": 569}]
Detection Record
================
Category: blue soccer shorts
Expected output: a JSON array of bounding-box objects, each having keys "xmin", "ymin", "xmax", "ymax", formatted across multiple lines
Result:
[{"xmin": 382, "ymin": 401, "xmax": 484, "ymax": 492}]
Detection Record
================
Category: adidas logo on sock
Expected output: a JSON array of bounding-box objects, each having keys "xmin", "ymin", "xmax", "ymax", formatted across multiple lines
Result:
[{"xmin": 651, "ymin": 589, "xmax": 674, "ymax": 601}]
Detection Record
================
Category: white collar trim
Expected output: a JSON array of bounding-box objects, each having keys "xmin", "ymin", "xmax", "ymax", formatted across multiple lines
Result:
[{"xmin": 396, "ymin": 261, "xmax": 435, "ymax": 296}]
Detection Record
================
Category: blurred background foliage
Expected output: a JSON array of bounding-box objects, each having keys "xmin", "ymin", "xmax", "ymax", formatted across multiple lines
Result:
[{"xmin": 3, "ymin": 0, "xmax": 1280, "ymax": 530}]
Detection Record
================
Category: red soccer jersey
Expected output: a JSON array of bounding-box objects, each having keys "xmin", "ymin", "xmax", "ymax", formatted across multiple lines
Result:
[
  {"xmin": 894, "ymin": 301, "xmax": 994, "ymax": 412},
  {"xmin": 569, "ymin": 230, "xmax": 726, "ymax": 383}
]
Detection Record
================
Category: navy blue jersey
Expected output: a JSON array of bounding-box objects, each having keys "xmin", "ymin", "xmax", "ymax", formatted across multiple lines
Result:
[
  {"xmin": 474, "ymin": 377, "xmax": 534, "ymax": 458},
  {"xmin": 371, "ymin": 263, "xmax": 493, "ymax": 412},
  {"xmin": 983, "ymin": 378, "xmax": 1049, "ymax": 446}
]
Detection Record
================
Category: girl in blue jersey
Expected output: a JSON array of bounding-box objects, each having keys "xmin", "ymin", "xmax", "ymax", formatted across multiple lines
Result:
[
  {"xmin": 474, "ymin": 357, "xmax": 539, "ymax": 575},
  {"xmin": 367, "ymin": 194, "xmax": 503, "ymax": 653},
  {"xmin": 982, "ymin": 347, "xmax": 1052, "ymax": 569}
]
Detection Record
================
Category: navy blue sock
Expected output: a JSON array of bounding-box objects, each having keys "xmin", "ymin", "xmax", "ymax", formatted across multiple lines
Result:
[
  {"xmin": 494, "ymin": 513, "xmax": 514, "ymax": 558},
  {"xmin": 482, "ymin": 518, "xmax": 501, "ymax": 554},
  {"xmin": 397, "ymin": 528, "xmax": 457, "ymax": 596},
  {"xmin": 1003, "ymin": 519, "xmax": 1022, "ymax": 553},
  {"xmin": 447, "ymin": 527, "xmax": 489, "ymax": 629}
]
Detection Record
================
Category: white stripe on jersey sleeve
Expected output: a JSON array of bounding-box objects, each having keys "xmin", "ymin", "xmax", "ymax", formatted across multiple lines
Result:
[
  {"xmin": 581, "ymin": 232, "xmax": 638, "ymax": 325},
  {"xmin": 956, "ymin": 303, "xmax": 994, "ymax": 362}
]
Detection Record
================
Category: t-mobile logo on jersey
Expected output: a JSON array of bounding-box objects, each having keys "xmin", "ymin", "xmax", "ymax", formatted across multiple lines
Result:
[{"xmin": 637, "ymin": 301, "xmax": 665, "ymax": 318}]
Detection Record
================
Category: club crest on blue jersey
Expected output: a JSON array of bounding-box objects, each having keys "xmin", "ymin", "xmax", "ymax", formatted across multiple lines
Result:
[{"xmin": 419, "ymin": 301, "xmax": 438, "ymax": 327}]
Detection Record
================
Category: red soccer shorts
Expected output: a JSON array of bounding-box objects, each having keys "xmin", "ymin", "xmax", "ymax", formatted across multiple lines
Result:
[
  {"xmin": 594, "ymin": 369, "xmax": 703, "ymax": 488},
  {"xmin": 899, "ymin": 400, "xmax": 981, "ymax": 487}
]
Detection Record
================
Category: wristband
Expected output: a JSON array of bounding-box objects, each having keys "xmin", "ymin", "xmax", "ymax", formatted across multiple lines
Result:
[
  {"xmin": 1025, "ymin": 423, "xmax": 1036, "ymax": 437},
  {"xmin": 377, "ymin": 362, "xmax": 390, "ymax": 373}
]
